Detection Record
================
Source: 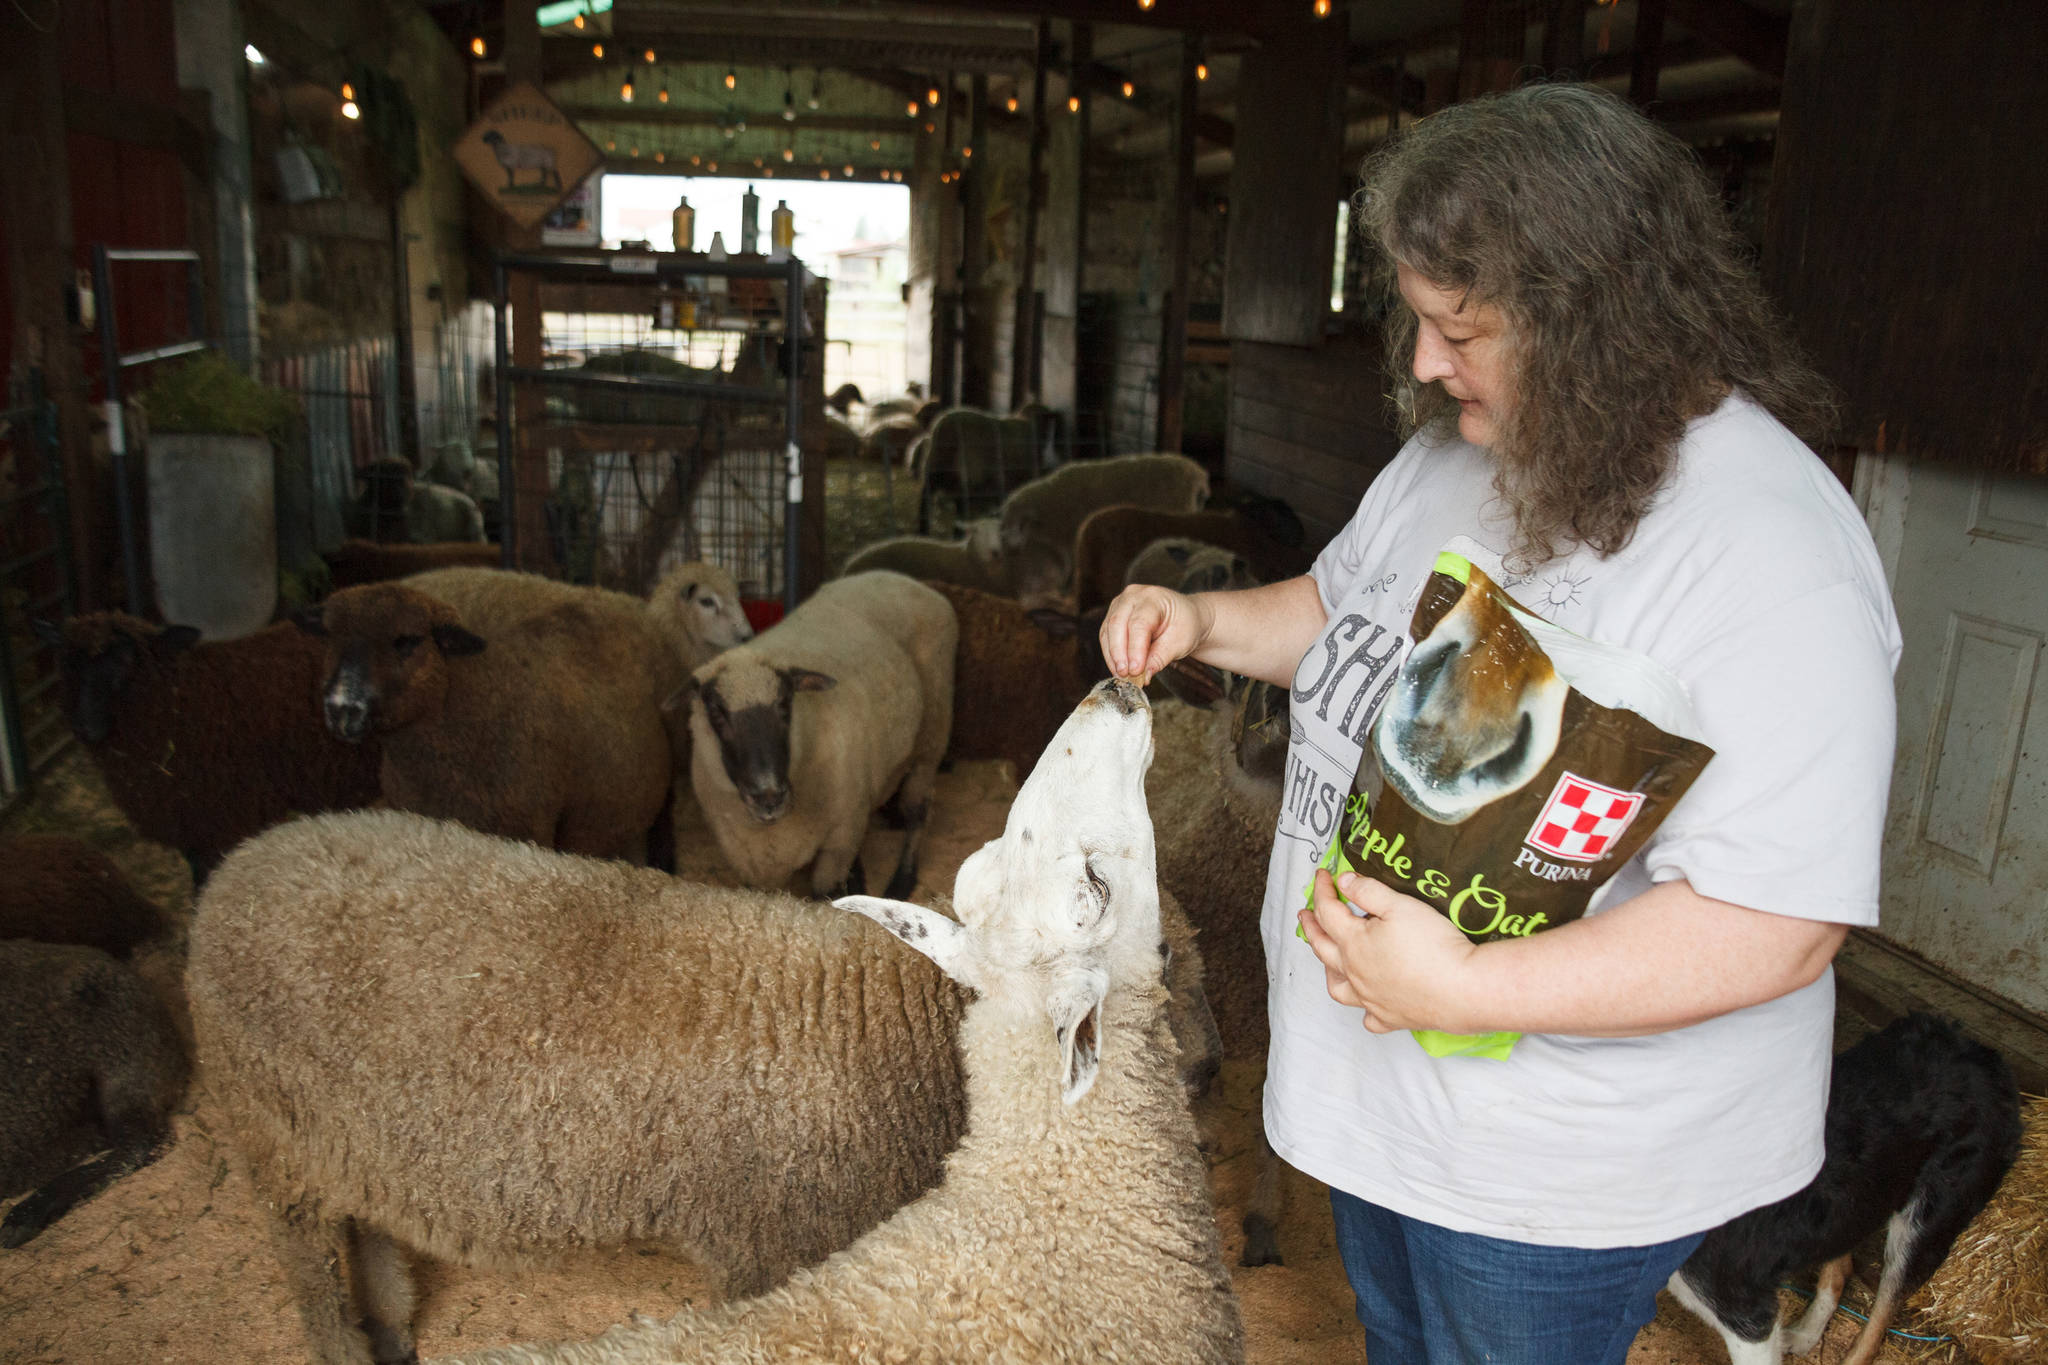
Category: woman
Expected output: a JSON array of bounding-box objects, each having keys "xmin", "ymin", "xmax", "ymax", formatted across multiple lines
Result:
[{"xmin": 1102, "ymin": 85, "xmax": 1900, "ymax": 1365}]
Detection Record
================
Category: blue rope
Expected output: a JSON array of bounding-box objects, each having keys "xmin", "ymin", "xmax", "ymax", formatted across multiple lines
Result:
[{"xmin": 1776, "ymin": 1283, "xmax": 1956, "ymax": 1346}]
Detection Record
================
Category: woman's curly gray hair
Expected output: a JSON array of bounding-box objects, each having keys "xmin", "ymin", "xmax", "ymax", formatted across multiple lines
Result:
[{"xmin": 1355, "ymin": 83, "xmax": 1835, "ymax": 569}]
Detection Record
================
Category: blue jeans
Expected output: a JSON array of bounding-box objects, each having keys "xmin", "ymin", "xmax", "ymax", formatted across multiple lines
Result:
[{"xmin": 1329, "ymin": 1188, "xmax": 1704, "ymax": 1365}]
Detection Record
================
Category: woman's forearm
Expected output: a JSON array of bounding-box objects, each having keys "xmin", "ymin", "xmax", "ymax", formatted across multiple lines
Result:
[{"xmin": 1190, "ymin": 575, "xmax": 1329, "ymax": 687}]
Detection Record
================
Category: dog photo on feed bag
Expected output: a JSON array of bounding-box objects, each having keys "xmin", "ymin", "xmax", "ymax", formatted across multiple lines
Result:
[{"xmin": 1311, "ymin": 552, "xmax": 1716, "ymax": 1059}]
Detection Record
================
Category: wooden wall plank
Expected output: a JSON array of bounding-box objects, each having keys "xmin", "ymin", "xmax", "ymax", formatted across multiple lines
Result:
[
  {"xmin": 1766, "ymin": 0, "xmax": 2048, "ymax": 470},
  {"xmin": 1221, "ymin": 14, "xmax": 1347, "ymax": 347}
]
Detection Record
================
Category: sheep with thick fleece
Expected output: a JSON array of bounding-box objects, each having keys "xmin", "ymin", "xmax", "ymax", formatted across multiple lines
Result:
[
  {"xmin": 322, "ymin": 538, "xmax": 500, "ymax": 590},
  {"xmin": 435, "ymin": 679, "xmax": 1245, "ymax": 1365},
  {"xmin": 838, "ymin": 519, "xmax": 1007, "ymax": 595},
  {"xmin": 0, "ymin": 940, "xmax": 189, "ymax": 1247},
  {"xmin": 301, "ymin": 583, "xmax": 672, "ymax": 863},
  {"xmin": 1072, "ymin": 506, "xmax": 1314, "ymax": 614},
  {"xmin": 682, "ymin": 571, "xmax": 955, "ymax": 899},
  {"xmin": 32, "ymin": 613, "xmax": 383, "ymax": 884},
  {"xmin": 188, "ymin": 806, "xmax": 1221, "ymax": 1364},
  {"xmin": 997, "ymin": 452, "xmax": 1212, "ymax": 602},
  {"xmin": 0, "ymin": 834, "xmax": 168, "ymax": 957}
]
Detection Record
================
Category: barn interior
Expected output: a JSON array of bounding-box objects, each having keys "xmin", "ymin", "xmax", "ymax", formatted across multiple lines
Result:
[{"xmin": 1, "ymin": 1, "xmax": 2045, "ymax": 1362}]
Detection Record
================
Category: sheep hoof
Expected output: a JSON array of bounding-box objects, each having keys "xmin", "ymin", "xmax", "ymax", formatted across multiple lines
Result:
[
  {"xmin": 823, "ymin": 856, "xmax": 867, "ymax": 900},
  {"xmin": 1240, "ymin": 1214, "xmax": 1283, "ymax": 1267},
  {"xmin": 882, "ymin": 863, "xmax": 918, "ymax": 900}
]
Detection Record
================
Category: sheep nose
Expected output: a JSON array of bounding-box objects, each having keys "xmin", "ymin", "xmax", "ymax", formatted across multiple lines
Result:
[
  {"xmin": 742, "ymin": 786, "xmax": 790, "ymax": 823},
  {"xmin": 1090, "ymin": 676, "xmax": 1149, "ymax": 715},
  {"xmin": 324, "ymin": 695, "xmax": 371, "ymax": 743}
]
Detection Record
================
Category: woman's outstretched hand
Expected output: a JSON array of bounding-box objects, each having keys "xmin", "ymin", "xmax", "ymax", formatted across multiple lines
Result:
[{"xmin": 1099, "ymin": 584, "xmax": 1214, "ymax": 683}]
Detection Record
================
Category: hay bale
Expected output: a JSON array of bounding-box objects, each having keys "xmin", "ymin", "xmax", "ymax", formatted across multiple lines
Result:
[{"xmin": 1905, "ymin": 1094, "xmax": 2048, "ymax": 1364}]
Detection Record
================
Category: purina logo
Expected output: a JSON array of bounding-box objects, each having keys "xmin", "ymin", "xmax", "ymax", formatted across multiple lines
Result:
[{"xmin": 1523, "ymin": 773, "xmax": 1645, "ymax": 863}]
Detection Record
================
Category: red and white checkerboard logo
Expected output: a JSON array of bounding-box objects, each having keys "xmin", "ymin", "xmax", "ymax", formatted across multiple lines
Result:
[{"xmin": 1523, "ymin": 773, "xmax": 1645, "ymax": 864}]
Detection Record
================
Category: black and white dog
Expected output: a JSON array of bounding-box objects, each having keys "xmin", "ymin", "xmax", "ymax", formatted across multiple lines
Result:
[{"xmin": 1669, "ymin": 1012, "xmax": 2023, "ymax": 1365}]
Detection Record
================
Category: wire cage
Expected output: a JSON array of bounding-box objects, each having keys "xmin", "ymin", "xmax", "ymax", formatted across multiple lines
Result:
[{"xmin": 494, "ymin": 251, "xmax": 811, "ymax": 609}]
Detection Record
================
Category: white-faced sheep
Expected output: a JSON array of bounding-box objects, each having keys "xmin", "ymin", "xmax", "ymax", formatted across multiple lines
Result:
[
  {"xmin": 838, "ymin": 519, "xmax": 1007, "ymax": 596},
  {"xmin": 0, "ymin": 940, "xmax": 189, "ymax": 1247},
  {"xmin": 681, "ymin": 570, "xmax": 956, "ymax": 899},
  {"xmin": 188, "ymin": 805, "xmax": 1221, "ymax": 1364},
  {"xmin": 297, "ymin": 583, "xmax": 672, "ymax": 863},
  {"xmin": 31, "ymin": 614, "xmax": 384, "ymax": 885},
  {"xmin": 997, "ymin": 452, "xmax": 1212, "ymax": 603},
  {"xmin": 434, "ymin": 679, "xmax": 1246, "ymax": 1365},
  {"xmin": 1071, "ymin": 506, "xmax": 1311, "ymax": 614},
  {"xmin": 0, "ymin": 834, "xmax": 168, "ymax": 958}
]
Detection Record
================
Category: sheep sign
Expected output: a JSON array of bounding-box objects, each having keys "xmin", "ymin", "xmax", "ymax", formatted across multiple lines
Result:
[{"xmin": 452, "ymin": 81, "xmax": 602, "ymax": 228}]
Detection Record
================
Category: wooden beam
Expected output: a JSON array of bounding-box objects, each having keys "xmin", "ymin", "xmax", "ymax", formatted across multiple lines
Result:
[
  {"xmin": 1010, "ymin": 20, "xmax": 1050, "ymax": 411},
  {"xmin": 960, "ymin": 73, "xmax": 993, "ymax": 410},
  {"xmin": 1155, "ymin": 35, "xmax": 1201, "ymax": 456},
  {"xmin": 505, "ymin": 0, "xmax": 549, "ymax": 573},
  {"xmin": 1539, "ymin": 0, "xmax": 1590, "ymax": 76},
  {"xmin": 1074, "ymin": 59, "xmax": 1233, "ymax": 150},
  {"xmin": 1632, "ymin": 0, "xmax": 1670, "ymax": 106},
  {"xmin": 882, "ymin": 0, "xmax": 1310, "ymax": 40}
]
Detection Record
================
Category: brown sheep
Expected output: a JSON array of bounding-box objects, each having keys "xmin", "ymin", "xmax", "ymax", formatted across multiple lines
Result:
[
  {"xmin": 0, "ymin": 940, "xmax": 189, "ymax": 1247},
  {"xmin": 31, "ymin": 614, "xmax": 383, "ymax": 885},
  {"xmin": 0, "ymin": 834, "xmax": 167, "ymax": 957},
  {"xmin": 297, "ymin": 583, "xmax": 672, "ymax": 863},
  {"xmin": 920, "ymin": 581, "xmax": 1109, "ymax": 784},
  {"xmin": 322, "ymin": 538, "xmax": 501, "ymax": 591},
  {"xmin": 1072, "ymin": 506, "xmax": 1315, "ymax": 614},
  {"xmin": 189, "ymin": 807, "xmax": 1220, "ymax": 1363}
]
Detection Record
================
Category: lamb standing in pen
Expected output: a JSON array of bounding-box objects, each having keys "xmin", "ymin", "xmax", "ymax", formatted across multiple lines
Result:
[
  {"xmin": 996, "ymin": 452, "xmax": 1212, "ymax": 603},
  {"xmin": 681, "ymin": 570, "xmax": 955, "ymax": 899},
  {"xmin": 436, "ymin": 678, "xmax": 1245, "ymax": 1365},
  {"xmin": 186, "ymin": 807, "xmax": 1220, "ymax": 1364},
  {"xmin": 838, "ymin": 519, "xmax": 1008, "ymax": 596}
]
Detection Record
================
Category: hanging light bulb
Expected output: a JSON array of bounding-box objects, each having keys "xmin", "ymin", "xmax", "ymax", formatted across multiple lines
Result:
[
  {"xmin": 821, "ymin": 169, "xmax": 830, "ymax": 180},
  {"xmin": 869, "ymin": 138, "xmax": 881, "ymax": 150},
  {"xmin": 469, "ymin": 36, "xmax": 485, "ymax": 57},
  {"xmin": 724, "ymin": 68, "xmax": 737, "ymax": 90},
  {"xmin": 707, "ymin": 158, "xmax": 718, "ymax": 172},
  {"xmin": 643, "ymin": 48, "xmax": 656, "ymax": 63},
  {"xmin": 607, "ymin": 138, "xmax": 617, "ymax": 151},
  {"xmin": 962, "ymin": 144, "xmax": 973, "ymax": 158},
  {"xmin": 844, "ymin": 163, "xmax": 854, "ymax": 176},
  {"xmin": 766, "ymin": 167, "xmax": 774, "ymax": 177},
  {"xmin": 658, "ymin": 87, "xmax": 669, "ymax": 103},
  {"xmin": 1068, "ymin": 95, "xmax": 1081, "ymax": 113},
  {"xmin": 1138, "ymin": 0, "xmax": 1156, "ymax": 9},
  {"xmin": 630, "ymin": 146, "xmax": 639, "ymax": 157},
  {"xmin": 655, "ymin": 151, "xmax": 666, "ymax": 163},
  {"xmin": 1121, "ymin": 80, "xmax": 1134, "ymax": 98},
  {"xmin": 907, "ymin": 100, "xmax": 919, "ymax": 116},
  {"xmin": 783, "ymin": 91, "xmax": 796, "ymax": 121},
  {"xmin": 340, "ymin": 99, "xmax": 360, "ymax": 119},
  {"xmin": 926, "ymin": 86, "xmax": 940, "ymax": 105},
  {"xmin": 1197, "ymin": 62, "xmax": 1209, "ymax": 80},
  {"xmin": 735, "ymin": 117, "xmax": 747, "ymax": 132},
  {"xmin": 1313, "ymin": 0, "xmax": 1331, "ymax": 14},
  {"xmin": 573, "ymin": 11, "xmax": 584, "ymax": 27},
  {"xmin": 621, "ymin": 76, "xmax": 634, "ymax": 102},
  {"xmin": 1006, "ymin": 95, "xmax": 1019, "ymax": 112},
  {"xmin": 341, "ymin": 81, "xmax": 355, "ymax": 100},
  {"xmin": 754, "ymin": 156, "xmax": 764, "ymax": 167},
  {"xmin": 783, "ymin": 145, "xmax": 795, "ymax": 162},
  {"xmin": 807, "ymin": 72, "xmax": 820, "ymax": 110},
  {"xmin": 592, "ymin": 42, "xmax": 603, "ymax": 58},
  {"xmin": 923, "ymin": 121, "xmax": 935, "ymax": 134},
  {"xmin": 689, "ymin": 154, "xmax": 700, "ymax": 165}
]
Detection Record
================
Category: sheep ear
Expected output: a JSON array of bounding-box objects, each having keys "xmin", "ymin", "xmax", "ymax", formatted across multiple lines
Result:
[
  {"xmin": 786, "ymin": 668, "xmax": 836, "ymax": 693},
  {"xmin": 1026, "ymin": 607, "xmax": 1079, "ymax": 640},
  {"xmin": 1048, "ymin": 968, "xmax": 1108, "ymax": 1104},
  {"xmin": 432, "ymin": 623, "xmax": 487, "ymax": 656},
  {"xmin": 834, "ymin": 897, "xmax": 980, "ymax": 990},
  {"xmin": 662, "ymin": 677, "xmax": 698, "ymax": 713}
]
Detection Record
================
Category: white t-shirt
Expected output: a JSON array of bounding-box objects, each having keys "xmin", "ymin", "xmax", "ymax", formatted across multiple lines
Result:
[{"xmin": 1261, "ymin": 393, "xmax": 1902, "ymax": 1247}]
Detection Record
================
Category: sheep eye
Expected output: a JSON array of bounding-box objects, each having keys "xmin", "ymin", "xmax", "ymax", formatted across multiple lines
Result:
[
  {"xmin": 1085, "ymin": 861, "xmax": 1111, "ymax": 906},
  {"xmin": 698, "ymin": 595, "xmax": 717, "ymax": 609},
  {"xmin": 392, "ymin": 634, "xmax": 424, "ymax": 658}
]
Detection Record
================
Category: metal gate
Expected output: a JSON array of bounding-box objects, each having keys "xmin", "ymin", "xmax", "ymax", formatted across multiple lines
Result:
[{"xmin": 0, "ymin": 372, "xmax": 78, "ymax": 812}]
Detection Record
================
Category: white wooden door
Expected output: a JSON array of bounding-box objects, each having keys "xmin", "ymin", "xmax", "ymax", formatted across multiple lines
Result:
[{"xmin": 1864, "ymin": 454, "xmax": 2048, "ymax": 1015}]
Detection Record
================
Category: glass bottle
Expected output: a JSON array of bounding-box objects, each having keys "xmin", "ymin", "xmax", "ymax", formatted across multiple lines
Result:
[{"xmin": 671, "ymin": 196, "xmax": 695, "ymax": 253}]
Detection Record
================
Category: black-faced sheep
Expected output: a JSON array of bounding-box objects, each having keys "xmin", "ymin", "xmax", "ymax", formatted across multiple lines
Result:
[
  {"xmin": 31, "ymin": 614, "xmax": 384, "ymax": 885},
  {"xmin": 0, "ymin": 940, "xmax": 189, "ymax": 1248},
  {"xmin": 188, "ymin": 805, "xmax": 1222, "ymax": 1364},
  {"xmin": 297, "ymin": 583, "xmax": 672, "ymax": 863},
  {"xmin": 434, "ymin": 680, "xmax": 1245, "ymax": 1365},
  {"xmin": 920, "ymin": 581, "xmax": 1109, "ymax": 784},
  {"xmin": 997, "ymin": 452, "xmax": 1213, "ymax": 602},
  {"xmin": 680, "ymin": 570, "xmax": 956, "ymax": 899},
  {"xmin": 322, "ymin": 538, "xmax": 501, "ymax": 591},
  {"xmin": 0, "ymin": 835, "xmax": 167, "ymax": 957},
  {"xmin": 838, "ymin": 518, "xmax": 1008, "ymax": 595}
]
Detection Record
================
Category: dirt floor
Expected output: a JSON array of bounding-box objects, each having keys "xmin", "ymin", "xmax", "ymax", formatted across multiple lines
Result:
[{"xmin": 0, "ymin": 748, "xmax": 1929, "ymax": 1365}]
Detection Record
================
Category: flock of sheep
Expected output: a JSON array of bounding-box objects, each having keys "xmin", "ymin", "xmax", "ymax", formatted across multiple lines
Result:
[{"xmin": 2, "ymin": 448, "xmax": 1313, "ymax": 1362}]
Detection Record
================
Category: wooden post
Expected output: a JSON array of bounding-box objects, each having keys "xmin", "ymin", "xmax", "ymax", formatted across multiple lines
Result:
[
  {"xmin": 1541, "ymin": 0, "xmax": 1590, "ymax": 77},
  {"xmin": 1009, "ymin": 20, "xmax": 1050, "ymax": 412},
  {"xmin": 1631, "ymin": 0, "xmax": 1668, "ymax": 106},
  {"xmin": 503, "ymin": 6, "xmax": 550, "ymax": 571},
  {"xmin": 960, "ymin": 74, "xmax": 992, "ymax": 409},
  {"xmin": 1155, "ymin": 34, "xmax": 1200, "ymax": 455}
]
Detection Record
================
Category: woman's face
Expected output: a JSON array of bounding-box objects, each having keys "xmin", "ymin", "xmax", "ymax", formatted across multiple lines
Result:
[{"xmin": 1398, "ymin": 264, "xmax": 1512, "ymax": 449}]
